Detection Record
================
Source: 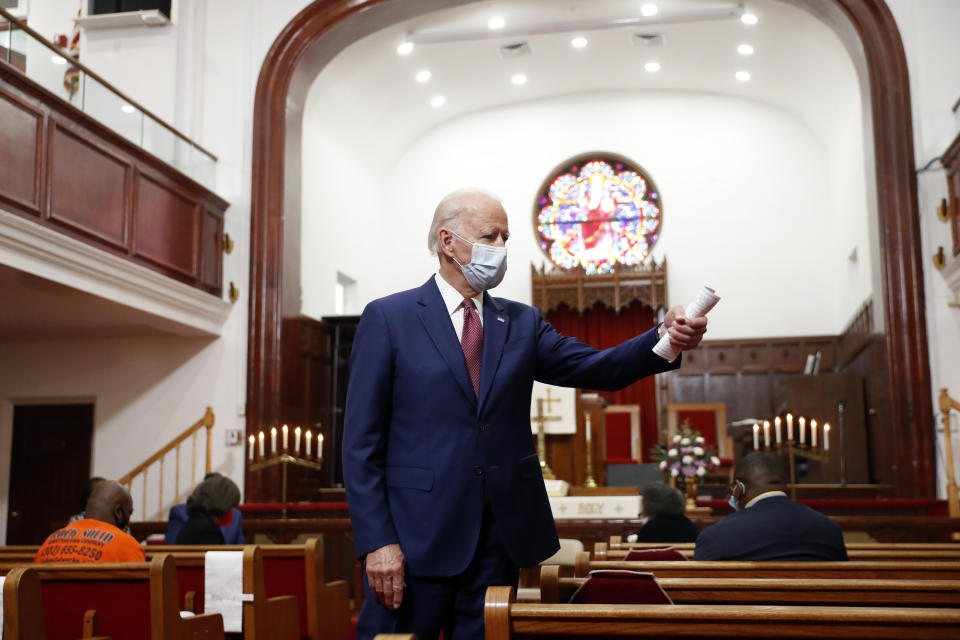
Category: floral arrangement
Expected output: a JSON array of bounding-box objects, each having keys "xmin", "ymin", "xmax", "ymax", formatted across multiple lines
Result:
[{"xmin": 652, "ymin": 426, "xmax": 721, "ymax": 480}]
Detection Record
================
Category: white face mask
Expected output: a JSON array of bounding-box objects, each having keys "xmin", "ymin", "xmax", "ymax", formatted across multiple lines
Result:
[{"xmin": 448, "ymin": 230, "xmax": 507, "ymax": 292}]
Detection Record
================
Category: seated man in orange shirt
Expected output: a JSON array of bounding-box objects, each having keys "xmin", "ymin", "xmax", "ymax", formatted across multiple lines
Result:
[{"xmin": 35, "ymin": 480, "xmax": 145, "ymax": 563}]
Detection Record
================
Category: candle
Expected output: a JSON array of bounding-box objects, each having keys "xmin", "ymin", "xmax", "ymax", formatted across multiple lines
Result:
[
  {"xmin": 763, "ymin": 420, "xmax": 770, "ymax": 448},
  {"xmin": 811, "ymin": 419, "xmax": 818, "ymax": 447},
  {"xmin": 753, "ymin": 423, "xmax": 760, "ymax": 450},
  {"xmin": 248, "ymin": 435, "xmax": 255, "ymax": 461},
  {"xmin": 271, "ymin": 427, "xmax": 277, "ymax": 454},
  {"xmin": 305, "ymin": 429, "xmax": 312, "ymax": 456},
  {"xmin": 774, "ymin": 417, "xmax": 782, "ymax": 444},
  {"xmin": 823, "ymin": 423, "xmax": 831, "ymax": 450},
  {"xmin": 282, "ymin": 424, "xmax": 289, "ymax": 450},
  {"xmin": 317, "ymin": 433, "xmax": 324, "ymax": 459},
  {"xmin": 585, "ymin": 414, "xmax": 592, "ymax": 444},
  {"xmin": 294, "ymin": 426, "xmax": 301, "ymax": 453},
  {"xmin": 786, "ymin": 413, "xmax": 794, "ymax": 441},
  {"xmin": 258, "ymin": 431, "xmax": 265, "ymax": 457},
  {"xmin": 799, "ymin": 417, "xmax": 806, "ymax": 445}
]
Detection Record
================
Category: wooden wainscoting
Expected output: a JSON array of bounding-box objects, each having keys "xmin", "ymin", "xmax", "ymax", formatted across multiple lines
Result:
[{"xmin": 0, "ymin": 63, "xmax": 227, "ymax": 295}]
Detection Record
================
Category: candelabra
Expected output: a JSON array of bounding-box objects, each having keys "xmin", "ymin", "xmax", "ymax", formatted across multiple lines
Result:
[
  {"xmin": 248, "ymin": 425, "xmax": 323, "ymax": 517},
  {"xmin": 752, "ymin": 415, "xmax": 830, "ymax": 500}
]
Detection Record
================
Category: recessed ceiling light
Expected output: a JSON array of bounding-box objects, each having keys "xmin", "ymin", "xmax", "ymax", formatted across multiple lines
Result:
[
  {"xmin": 488, "ymin": 16, "xmax": 505, "ymax": 30},
  {"xmin": 738, "ymin": 44, "xmax": 754, "ymax": 55},
  {"xmin": 735, "ymin": 70, "xmax": 751, "ymax": 82},
  {"xmin": 121, "ymin": 104, "xmax": 136, "ymax": 114},
  {"xmin": 641, "ymin": 4, "xmax": 658, "ymax": 17},
  {"xmin": 741, "ymin": 13, "xmax": 758, "ymax": 25},
  {"xmin": 431, "ymin": 95, "xmax": 446, "ymax": 107},
  {"xmin": 396, "ymin": 41, "xmax": 414, "ymax": 55},
  {"xmin": 511, "ymin": 73, "xmax": 527, "ymax": 85},
  {"xmin": 571, "ymin": 36, "xmax": 588, "ymax": 48},
  {"xmin": 51, "ymin": 55, "xmax": 67, "ymax": 65},
  {"xmin": 415, "ymin": 70, "xmax": 432, "ymax": 83},
  {"xmin": 644, "ymin": 61, "xmax": 660, "ymax": 73}
]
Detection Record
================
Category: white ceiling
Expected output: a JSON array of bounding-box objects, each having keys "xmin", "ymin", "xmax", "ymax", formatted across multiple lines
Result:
[{"xmin": 309, "ymin": 0, "xmax": 861, "ymax": 161}]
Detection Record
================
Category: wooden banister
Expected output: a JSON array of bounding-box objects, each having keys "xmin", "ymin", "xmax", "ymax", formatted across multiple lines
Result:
[
  {"xmin": 118, "ymin": 407, "xmax": 215, "ymax": 520},
  {"xmin": 938, "ymin": 388, "xmax": 960, "ymax": 523}
]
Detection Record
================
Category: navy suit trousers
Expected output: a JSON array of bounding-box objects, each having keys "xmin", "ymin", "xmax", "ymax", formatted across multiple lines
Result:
[{"xmin": 356, "ymin": 505, "xmax": 519, "ymax": 640}]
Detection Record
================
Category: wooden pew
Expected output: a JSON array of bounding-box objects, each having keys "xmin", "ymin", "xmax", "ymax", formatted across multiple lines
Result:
[
  {"xmin": 539, "ymin": 565, "xmax": 960, "ymax": 607},
  {"xmin": 1, "ymin": 553, "xmax": 225, "ymax": 640},
  {"xmin": 596, "ymin": 541, "xmax": 960, "ymax": 561},
  {"xmin": 1, "ymin": 541, "xmax": 350, "ymax": 640},
  {"xmin": 151, "ymin": 540, "xmax": 350, "ymax": 640},
  {"xmin": 607, "ymin": 535, "xmax": 960, "ymax": 551},
  {"xmin": 244, "ymin": 545, "xmax": 300, "ymax": 640},
  {"xmin": 484, "ymin": 586, "xmax": 960, "ymax": 639},
  {"xmin": 575, "ymin": 552, "xmax": 960, "ymax": 580}
]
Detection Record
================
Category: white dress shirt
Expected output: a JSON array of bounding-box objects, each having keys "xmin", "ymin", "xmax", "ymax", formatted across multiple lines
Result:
[{"xmin": 435, "ymin": 272, "xmax": 484, "ymax": 341}]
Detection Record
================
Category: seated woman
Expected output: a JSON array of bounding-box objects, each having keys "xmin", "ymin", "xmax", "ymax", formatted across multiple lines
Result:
[
  {"xmin": 633, "ymin": 482, "xmax": 700, "ymax": 543},
  {"xmin": 175, "ymin": 474, "xmax": 241, "ymax": 545}
]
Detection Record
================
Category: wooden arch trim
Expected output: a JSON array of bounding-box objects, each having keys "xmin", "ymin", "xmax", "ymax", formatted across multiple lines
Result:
[{"xmin": 248, "ymin": 0, "xmax": 933, "ymax": 495}]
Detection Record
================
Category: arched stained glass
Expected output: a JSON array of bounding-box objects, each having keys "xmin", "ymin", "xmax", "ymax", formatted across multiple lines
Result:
[{"xmin": 535, "ymin": 154, "xmax": 662, "ymax": 274}]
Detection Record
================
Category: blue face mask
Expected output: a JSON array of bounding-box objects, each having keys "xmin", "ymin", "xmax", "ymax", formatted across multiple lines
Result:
[
  {"xmin": 449, "ymin": 230, "xmax": 507, "ymax": 292},
  {"xmin": 728, "ymin": 480, "xmax": 744, "ymax": 511}
]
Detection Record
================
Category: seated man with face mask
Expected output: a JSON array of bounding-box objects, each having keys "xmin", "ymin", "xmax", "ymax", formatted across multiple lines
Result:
[
  {"xmin": 694, "ymin": 452, "xmax": 847, "ymax": 561},
  {"xmin": 35, "ymin": 480, "xmax": 145, "ymax": 563}
]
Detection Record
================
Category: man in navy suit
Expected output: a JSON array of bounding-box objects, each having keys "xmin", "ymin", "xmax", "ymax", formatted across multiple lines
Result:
[
  {"xmin": 343, "ymin": 188, "xmax": 707, "ymax": 639},
  {"xmin": 694, "ymin": 452, "xmax": 847, "ymax": 561}
]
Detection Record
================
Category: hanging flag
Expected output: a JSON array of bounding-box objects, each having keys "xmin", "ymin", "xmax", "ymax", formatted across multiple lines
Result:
[{"xmin": 63, "ymin": 9, "xmax": 81, "ymax": 100}]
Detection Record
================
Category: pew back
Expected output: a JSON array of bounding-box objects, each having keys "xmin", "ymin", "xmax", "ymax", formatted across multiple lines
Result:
[
  {"xmin": 485, "ymin": 586, "xmax": 960, "ymax": 639},
  {"xmin": 2, "ymin": 554, "xmax": 224, "ymax": 640}
]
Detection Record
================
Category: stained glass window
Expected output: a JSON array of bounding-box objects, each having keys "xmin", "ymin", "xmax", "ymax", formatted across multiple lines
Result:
[{"xmin": 535, "ymin": 154, "xmax": 662, "ymax": 274}]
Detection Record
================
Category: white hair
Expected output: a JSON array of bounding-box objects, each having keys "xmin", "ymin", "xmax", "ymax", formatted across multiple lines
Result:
[{"xmin": 427, "ymin": 188, "xmax": 503, "ymax": 254}]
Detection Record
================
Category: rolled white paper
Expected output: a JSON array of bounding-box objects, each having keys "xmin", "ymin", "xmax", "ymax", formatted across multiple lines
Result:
[{"xmin": 653, "ymin": 286, "xmax": 720, "ymax": 362}]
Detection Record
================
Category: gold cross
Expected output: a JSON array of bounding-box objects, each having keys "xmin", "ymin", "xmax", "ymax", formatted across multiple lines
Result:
[{"xmin": 543, "ymin": 387, "xmax": 563, "ymax": 413}]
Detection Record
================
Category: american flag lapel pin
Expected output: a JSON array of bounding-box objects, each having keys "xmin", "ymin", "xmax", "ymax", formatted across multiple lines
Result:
[{"xmin": 497, "ymin": 316, "xmax": 505, "ymax": 323}]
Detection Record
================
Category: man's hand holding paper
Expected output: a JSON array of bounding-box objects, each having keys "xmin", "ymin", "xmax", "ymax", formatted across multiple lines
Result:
[{"xmin": 660, "ymin": 305, "xmax": 708, "ymax": 353}]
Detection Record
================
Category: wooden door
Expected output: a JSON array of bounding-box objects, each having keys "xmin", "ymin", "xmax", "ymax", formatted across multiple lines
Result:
[{"xmin": 6, "ymin": 403, "xmax": 94, "ymax": 544}]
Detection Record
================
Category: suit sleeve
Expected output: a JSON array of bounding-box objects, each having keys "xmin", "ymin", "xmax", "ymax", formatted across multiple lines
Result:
[
  {"xmin": 531, "ymin": 308, "xmax": 680, "ymax": 389},
  {"xmin": 341, "ymin": 301, "xmax": 400, "ymax": 558}
]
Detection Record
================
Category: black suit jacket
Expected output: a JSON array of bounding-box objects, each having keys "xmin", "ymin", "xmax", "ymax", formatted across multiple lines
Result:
[
  {"xmin": 634, "ymin": 514, "xmax": 700, "ymax": 543},
  {"xmin": 694, "ymin": 495, "xmax": 847, "ymax": 561}
]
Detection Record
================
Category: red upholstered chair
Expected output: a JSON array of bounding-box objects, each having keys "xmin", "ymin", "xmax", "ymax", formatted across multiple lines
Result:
[
  {"xmin": 568, "ymin": 570, "xmax": 673, "ymax": 605},
  {"xmin": 624, "ymin": 547, "xmax": 687, "ymax": 562},
  {"xmin": 604, "ymin": 405, "xmax": 639, "ymax": 464}
]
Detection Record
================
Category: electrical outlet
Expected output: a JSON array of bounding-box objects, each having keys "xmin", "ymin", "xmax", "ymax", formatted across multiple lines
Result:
[{"xmin": 225, "ymin": 429, "xmax": 243, "ymax": 446}]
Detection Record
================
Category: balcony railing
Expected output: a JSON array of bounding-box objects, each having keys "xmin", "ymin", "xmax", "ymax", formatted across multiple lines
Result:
[{"xmin": 0, "ymin": 7, "xmax": 216, "ymax": 190}]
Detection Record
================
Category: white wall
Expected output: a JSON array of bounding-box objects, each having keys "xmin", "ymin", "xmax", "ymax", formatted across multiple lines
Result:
[
  {"xmin": 886, "ymin": 0, "xmax": 960, "ymax": 499},
  {"xmin": 303, "ymin": 89, "xmax": 871, "ymax": 340},
  {"xmin": 0, "ymin": 0, "xmax": 318, "ymax": 537}
]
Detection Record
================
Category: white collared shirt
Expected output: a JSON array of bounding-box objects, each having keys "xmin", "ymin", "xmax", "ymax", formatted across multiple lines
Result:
[{"xmin": 435, "ymin": 272, "xmax": 484, "ymax": 341}]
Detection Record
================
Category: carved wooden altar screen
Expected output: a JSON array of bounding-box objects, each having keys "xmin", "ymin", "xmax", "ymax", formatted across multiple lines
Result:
[{"xmin": 531, "ymin": 261, "xmax": 668, "ymax": 462}]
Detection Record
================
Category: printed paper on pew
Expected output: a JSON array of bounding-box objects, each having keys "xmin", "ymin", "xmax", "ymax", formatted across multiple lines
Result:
[{"xmin": 205, "ymin": 550, "xmax": 245, "ymax": 632}]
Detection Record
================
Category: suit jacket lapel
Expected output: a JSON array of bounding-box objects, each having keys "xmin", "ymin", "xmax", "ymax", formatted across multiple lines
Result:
[
  {"xmin": 417, "ymin": 277, "xmax": 476, "ymax": 406},
  {"xmin": 477, "ymin": 293, "xmax": 508, "ymax": 413}
]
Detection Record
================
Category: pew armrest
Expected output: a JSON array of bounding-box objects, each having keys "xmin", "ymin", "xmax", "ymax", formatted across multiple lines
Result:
[
  {"xmin": 315, "ymin": 580, "xmax": 351, "ymax": 640},
  {"xmin": 179, "ymin": 612, "xmax": 225, "ymax": 638}
]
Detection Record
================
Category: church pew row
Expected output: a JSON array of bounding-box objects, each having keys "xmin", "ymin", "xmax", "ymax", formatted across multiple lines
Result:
[
  {"xmin": 594, "ymin": 541, "xmax": 960, "ymax": 561},
  {"xmin": 607, "ymin": 535, "xmax": 960, "ymax": 550},
  {"xmin": 484, "ymin": 586, "xmax": 960, "ymax": 640},
  {"xmin": 574, "ymin": 552, "xmax": 960, "ymax": 580},
  {"xmin": 1, "ymin": 554, "xmax": 226, "ymax": 640},
  {"xmin": 538, "ymin": 565, "xmax": 960, "ymax": 607},
  {"xmin": 0, "ymin": 541, "xmax": 351, "ymax": 640}
]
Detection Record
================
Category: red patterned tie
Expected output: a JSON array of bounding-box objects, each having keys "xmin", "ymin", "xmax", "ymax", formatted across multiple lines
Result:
[{"xmin": 461, "ymin": 298, "xmax": 483, "ymax": 397}]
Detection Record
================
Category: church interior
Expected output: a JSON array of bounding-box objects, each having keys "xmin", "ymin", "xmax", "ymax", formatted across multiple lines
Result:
[{"xmin": 2, "ymin": 0, "xmax": 960, "ymax": 637}]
